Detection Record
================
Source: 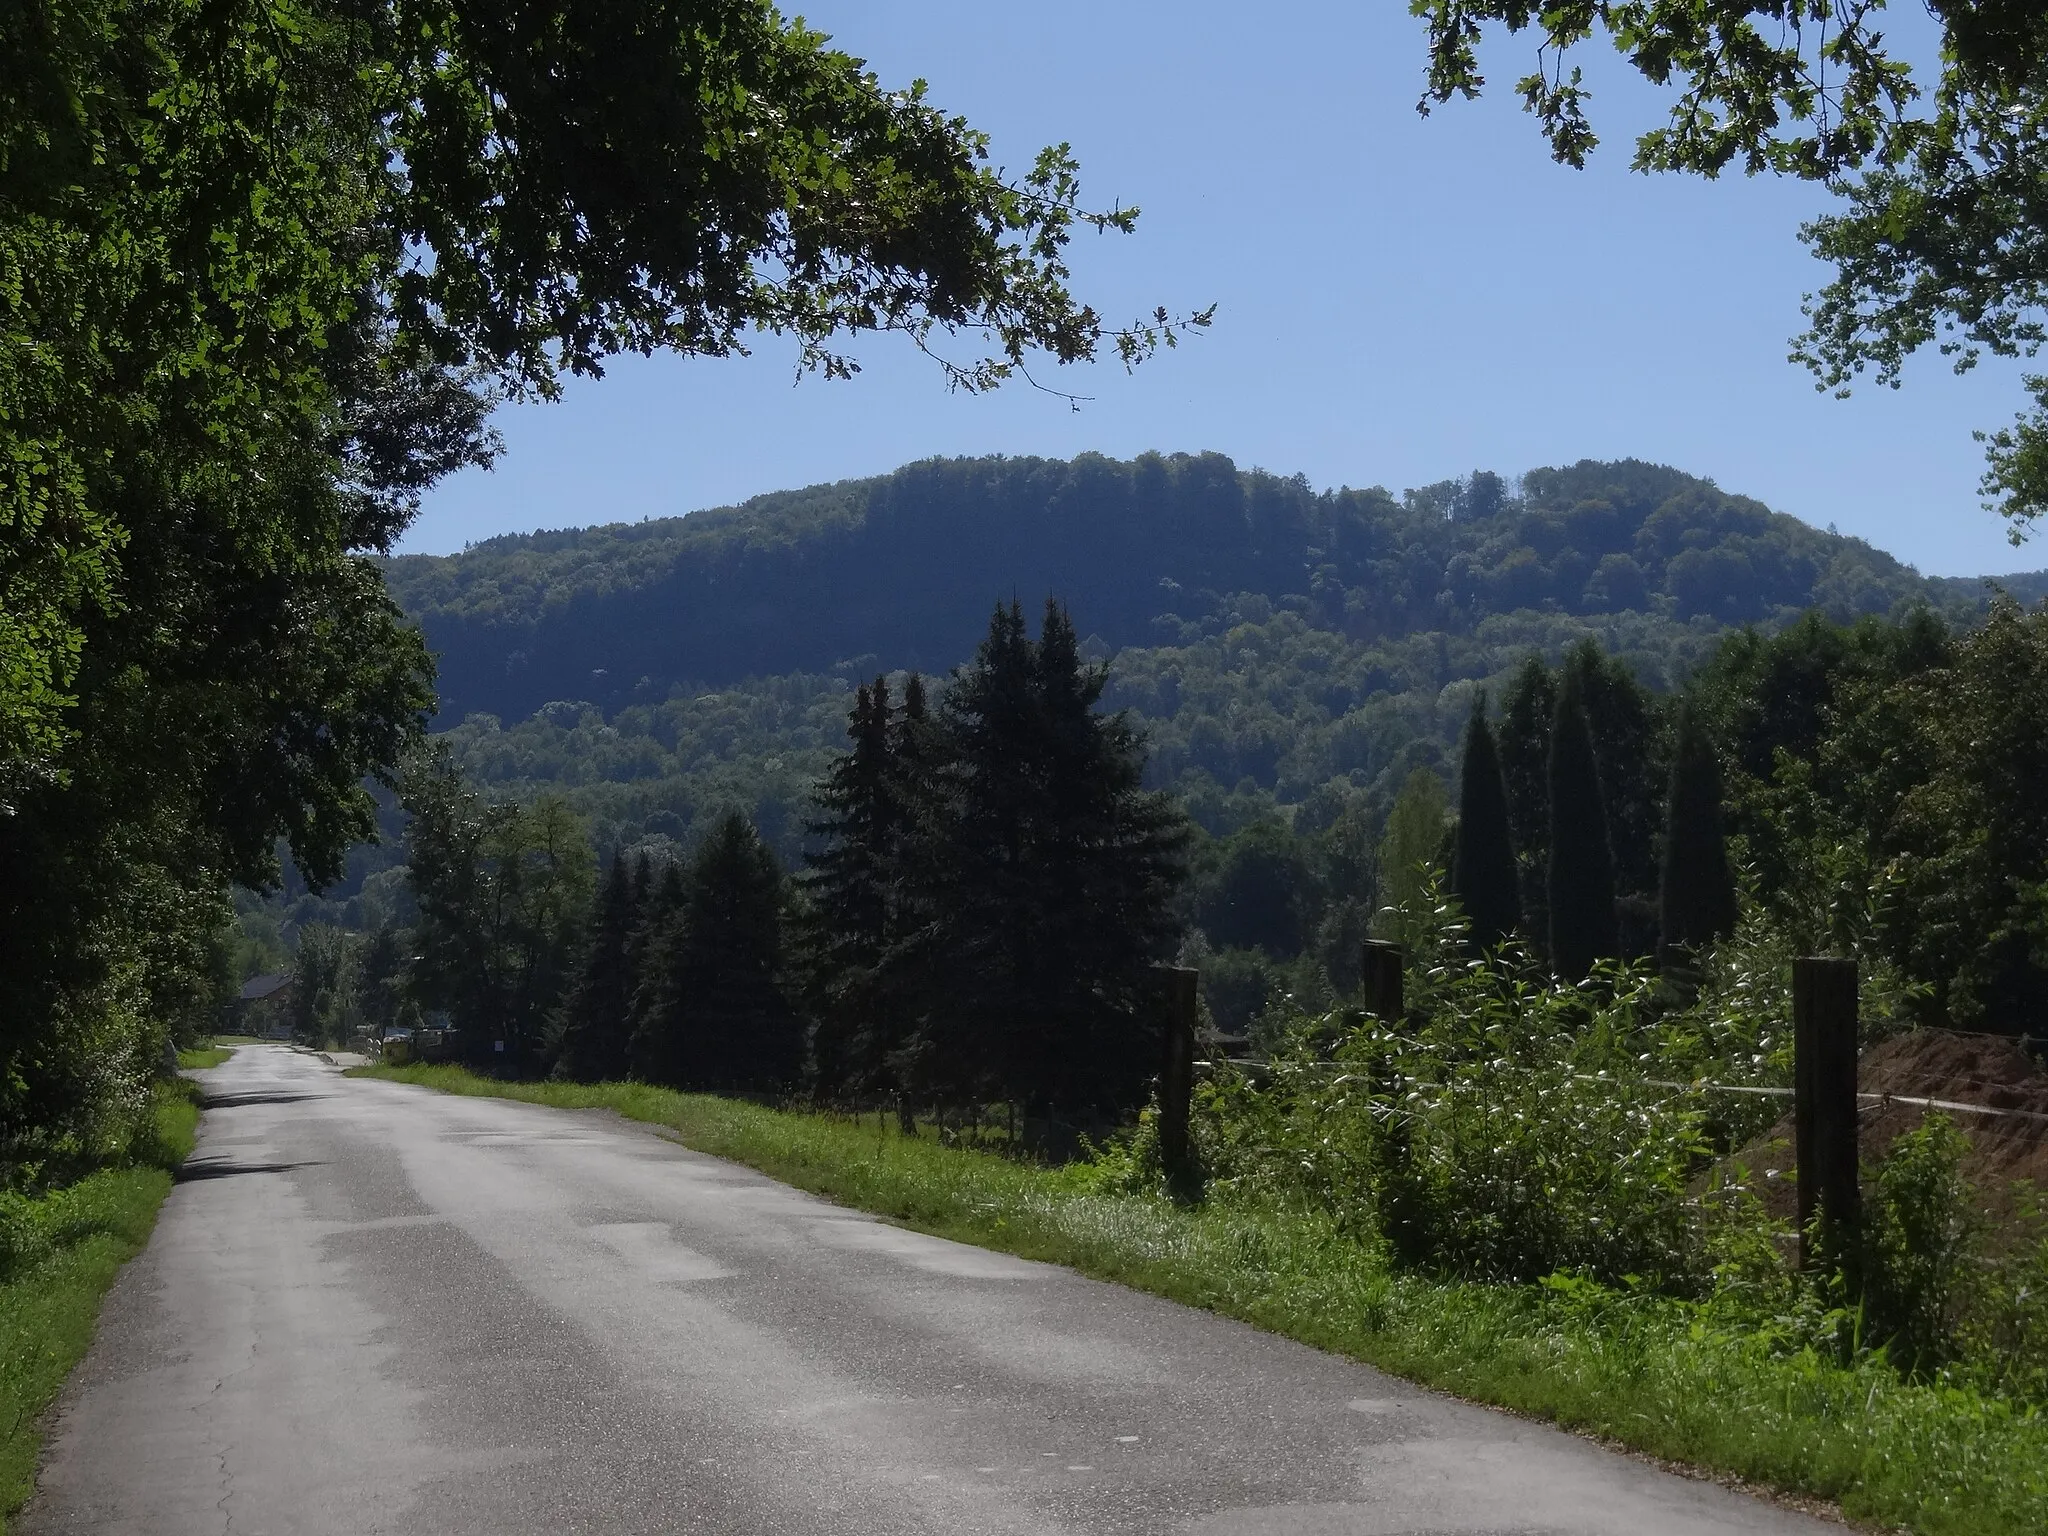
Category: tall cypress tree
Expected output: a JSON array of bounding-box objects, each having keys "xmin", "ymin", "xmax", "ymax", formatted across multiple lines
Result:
[
  {"xmin": 1495, "ymin": 654, "xmax": 1557, "ymax": 947},
  {"xmin": 1547, "ymin": 667, "xmax": 1618, "ymax": 981},
  {"xmin": 551, "ymin": 853, "xmax": 639, "ymax": 1082},
  {"xmin": 1658, "ymin": 699, "xmax": 1738, "ymax": 969},
  {"xmin": 1452, "ymin": 697, "xmax": 1521, "ymax": 950}
]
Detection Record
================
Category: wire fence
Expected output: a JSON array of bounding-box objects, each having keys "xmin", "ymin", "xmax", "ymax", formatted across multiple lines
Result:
[{"xmin": 1199, "ymin": 1061, "xmax": 2048, "ymax": 1128}]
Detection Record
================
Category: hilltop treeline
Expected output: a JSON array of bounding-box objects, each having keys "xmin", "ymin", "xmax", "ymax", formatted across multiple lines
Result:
[
  {"xmin": 303, "ymin": 458, "xmax": 2019, "ymax": 943},
  {"xmin": 387, "ymin": 454, "xmax": 1943, "ymax": 725}
]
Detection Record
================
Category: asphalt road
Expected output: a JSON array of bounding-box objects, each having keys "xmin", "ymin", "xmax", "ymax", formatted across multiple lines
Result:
[{"xmin": 25, "ymin": 1044, "xmax": 1838, "ymax": 1536}]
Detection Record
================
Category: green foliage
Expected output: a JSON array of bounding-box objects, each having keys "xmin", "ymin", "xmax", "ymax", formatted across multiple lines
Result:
[
  {"xmin": 1864, "ymin": 1116, "xmax": 1980, "ymax": 1378},
  {"xmin": 907, "ymin": 600, "xmax": 1190, "ymax": 1116},
  {"xmin": 0, "ymin": 1082, "xmax": 196, "ymax": 1524},
  {"xmin": 1375, "ymin": 769, "xmax": 1448, "ymax": 947},
  {"xmin": 401, "ymin": 750, "xmax": 594, "ymax": 1070},
  {"xmin": 550, "ymin": 855, "xmax": 641, "ymax": 1084},
  {"xmin": 1192, "ymin": 819, "xmax": 1315, "ymax": 955},
  {"xmin": 635, "ymin": 811, "xmax": 799, "ymax": 1092},
  {"xmin": 1452, "ymin": 700, "xmax": 1520, "ymax": 949},
  {"xmin": 1177, "ymin": 895, "xmax": 2048, "ymax": 1437},
  {"xmin": 385, "ymin": 455, "xmax": 1946, "ymax": 730},
  {"xmin": 1964, "ymin": 1185, "xmax": 2048, "ymax": 1403},
  {"xmin": 3, "ymin": 0, "xmax": 1168, "ymax": 1188},
  {"xmin": 1546, "ymin": 667, "xmax": 1617, "ymax": 980},
  {"xmin": 796, "ymin": 675, "xmax": 934, "ymax": 1098},
  {"xmin": 1694, "ymin": 600, "xmax": 2048, "ymax": 1034},
  {"xmin": 1198, "ymin": 947, "xmax": 1284, "ymax": 1041},
  {"xmin": 1658, "ymin": 699, "xmax": 1738, "ymax": 967}
]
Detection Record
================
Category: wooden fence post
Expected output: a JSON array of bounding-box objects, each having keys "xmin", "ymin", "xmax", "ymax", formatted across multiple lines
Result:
[
  {"xmin": 1360, "ymin": 940, "xmax": 1405, "ymax": 1025},
  {"xmin": 1793, "ymin": 956, "xmax": 1861, "ymax": 1277},
  {"xmin": 1153, "ymin": 965, "xmax": 1199, "ymax": 1185}
]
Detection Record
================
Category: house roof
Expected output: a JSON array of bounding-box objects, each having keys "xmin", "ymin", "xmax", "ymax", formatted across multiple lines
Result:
[{"xmin": 238, "ymin": 973, "xmax": 292, "ymax": 1002}]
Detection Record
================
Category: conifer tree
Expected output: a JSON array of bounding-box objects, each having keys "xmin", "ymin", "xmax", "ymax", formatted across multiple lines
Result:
[
  {"xmin": 626, "ymin": 856, "xmax": 687, "ymax": 1082},
  {"xmin": 1547, "ymin": 667, "xmax": 1618, "ymax": 981},
  {"xmin": 552, "ymin": 854, "xmax": 640, "ymax": 1083},
  {"xmin": 801, "ymin": 680, "xmax": 896, "ymax": 1095},
  {"xmin": 921, "ymin": 599, "xmax": 1189, "ymax": 1118},
  {"xmin": 1452, "ymin": 698, "xmax": 1521, "ymax": 950},
  {"xmin": 1495, "ymin": 655, "xmax": 1557, "ymax": 946},
  {"xmin": 640, "ymin": 812, "xmax": 800, "ymax": 1092},
  {"xmin": 1658, "ymin": 700, "xmax": 1738, "ymax": 969}
]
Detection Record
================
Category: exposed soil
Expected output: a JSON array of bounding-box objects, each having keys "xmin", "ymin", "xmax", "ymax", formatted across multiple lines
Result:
[{"xmin": 1728, "ymin": 1029, "xmax": 2048, "ymax": 1227}]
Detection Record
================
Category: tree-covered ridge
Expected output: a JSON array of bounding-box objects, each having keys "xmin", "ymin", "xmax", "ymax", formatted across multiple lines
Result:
[{"xmin": 385, "ymin": 454, "xmax": 1968, "ymax": 726}]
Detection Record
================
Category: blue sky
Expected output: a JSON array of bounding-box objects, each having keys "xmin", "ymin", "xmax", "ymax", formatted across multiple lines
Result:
[{"xmin": 402, "ymin": 1, "xmax": 2035, "ymax": 579}]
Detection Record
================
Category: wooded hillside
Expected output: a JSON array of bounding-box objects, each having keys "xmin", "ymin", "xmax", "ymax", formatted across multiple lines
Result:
[{"xmin": 386, "ymin": 454, "xmax": 1963, "ymax": 727}]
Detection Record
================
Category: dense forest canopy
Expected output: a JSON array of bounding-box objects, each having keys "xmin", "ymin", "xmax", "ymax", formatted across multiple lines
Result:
[
  {"xmin": 342, "ymin": 456, "xmax": 2048, "ymax": 892},
  {"xmin": 386, "ymin": 454, "xmax": 1970, "ymax": 727}
]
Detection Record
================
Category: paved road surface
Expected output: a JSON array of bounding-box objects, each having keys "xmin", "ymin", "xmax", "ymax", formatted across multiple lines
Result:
[{"xmin": 26, "ymin": 1045, "xmax": 1836, "ymax": 1536}]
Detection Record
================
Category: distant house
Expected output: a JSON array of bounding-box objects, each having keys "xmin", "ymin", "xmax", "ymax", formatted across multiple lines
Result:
[{"xmin": 237, "ymin": 973, "xmax": 295, "ymax": 1038}]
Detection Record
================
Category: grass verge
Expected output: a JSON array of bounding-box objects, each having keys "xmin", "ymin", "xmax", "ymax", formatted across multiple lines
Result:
[
  {"xmin": 353, "ymin": 1064, "xmax": 2048, "ymax": 1535},
  {"xmin": 176, "ymin": 1044, "xmax": 234, "ymax": 1070},
  {"xmin": 0, "ymin": 1083, "xmax": 199, "ymax": 1530}
]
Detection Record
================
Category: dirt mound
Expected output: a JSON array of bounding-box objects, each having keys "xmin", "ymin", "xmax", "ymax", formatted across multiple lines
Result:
[
  {"xmin": 1725, "ymin": 1030, "xmax": 2048, "ymax": 1227},
  {"xmin": 1860, "ymin": 1029, "xmax": 2048, "ymax": 1116}
]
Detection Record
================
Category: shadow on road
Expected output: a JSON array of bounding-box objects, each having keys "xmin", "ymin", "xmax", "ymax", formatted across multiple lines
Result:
[
  {"xmin": 174, "ymin": 1160, "xmax": 320, "ymax": 1183},
  {"xmin": 198, "ymin": 1091, "xmax": 324, "ymax": 1109}
]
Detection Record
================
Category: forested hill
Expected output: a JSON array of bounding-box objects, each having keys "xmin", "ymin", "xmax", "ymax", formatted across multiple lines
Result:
[{"xmin": 385, "ymin": 453, "xmax": 1957, "ymax": 726}]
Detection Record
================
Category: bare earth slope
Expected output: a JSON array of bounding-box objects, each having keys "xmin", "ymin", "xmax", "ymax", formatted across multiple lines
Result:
[{"xmin": 24, "ymin": 1046, "xmax": 1835, "ymax": 1535}]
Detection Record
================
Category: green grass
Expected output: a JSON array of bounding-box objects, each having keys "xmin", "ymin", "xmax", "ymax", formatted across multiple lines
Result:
[
  {"xmin": 176, "ymin": 1044, "xmax": 234, "ymax": 1070},
  {"xmin": 0, "ymin": 1084, "xmax": 198, "ymax": 1530},
  {"xmin": 353, "ymin": 1063, "xmax": 2048, "ymax": 1536}
]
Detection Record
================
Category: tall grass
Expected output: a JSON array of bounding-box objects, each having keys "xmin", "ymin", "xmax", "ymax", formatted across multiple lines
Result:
[
  {"xmin": 0, "ymin": 1082, "xmax": 198, "ymax": 1529},
  {"xmin": 357, "ymin": 1061, "xmax": 2048, "ymax": 1535}
]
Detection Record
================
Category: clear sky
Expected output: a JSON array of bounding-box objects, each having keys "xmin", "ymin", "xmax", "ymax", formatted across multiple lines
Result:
[{"xmin": 401, "ymin": 1, "xmax": 2037, "ymax": 579}]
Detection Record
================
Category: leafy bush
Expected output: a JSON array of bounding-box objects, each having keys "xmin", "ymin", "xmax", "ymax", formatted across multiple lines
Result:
[
  {"xmin": 1864, "ymin": 1115, "xmax": 1979, "ymax": 1375},
  {"xmin": 1963, "ymin": 1186, "xmax": 2048, "ymax": 1402},
  {"xmin": 1177, "ymin": 884, "xmax": 2048, "ymax": 1413}
]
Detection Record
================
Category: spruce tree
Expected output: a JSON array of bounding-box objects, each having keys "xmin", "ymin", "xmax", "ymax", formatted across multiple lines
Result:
[
  {"xmin": 1547, "ymin": 667, "xmax": 1618, "ymax": 981},
  {"xmin": 642, "ymin": 812, "xmax": 800, "ymax": 1092},
  {"xmin": 800, "ymin": 680, "xmax": 896, "ymax": 1096},
  {"xmin": 923, "ymin": 599, "xmax": 1189, "ymax": 1119},
  {"xmin": 551, "ymin": 854, "xmax": 639, "ymax": 1082},
  {"xmin": 626, "ymin": 856, "xmax": 687, "ymax": 1081},
  {"xmin": 1658, "ymin": 699, "xmax": 1738, "ymax": 968},
  {"xmin": 1452, "ymin": 698, "xmax": 1521, "ymax": 950}
]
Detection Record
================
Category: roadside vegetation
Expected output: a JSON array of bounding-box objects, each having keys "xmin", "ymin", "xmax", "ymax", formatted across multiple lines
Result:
[
  {"xmin": 355, "ymin": 1056, "xmax": 2048, "ymax": 1536},
  {"xmin": 0, "ymin": 1083, "xmax": 199, "ymax": 1529},
  {"xmin": 312, "ymin": 587, "xmax": 2048, "ymax": 1536}
]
